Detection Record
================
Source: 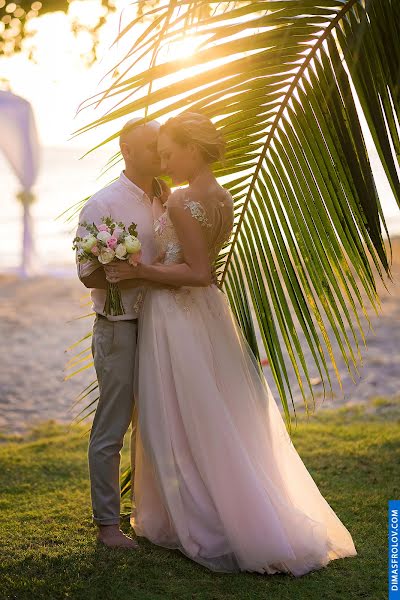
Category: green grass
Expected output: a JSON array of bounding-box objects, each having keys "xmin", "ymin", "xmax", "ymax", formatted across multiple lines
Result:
[{"xmin": 0, "ymin": 406, "xmax": 398, "ymax": 600}]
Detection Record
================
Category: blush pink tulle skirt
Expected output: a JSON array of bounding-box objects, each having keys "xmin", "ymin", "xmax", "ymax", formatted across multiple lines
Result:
[{"xmin": 130, "ymin": 284, "xmax": 357, "ymax": 576}]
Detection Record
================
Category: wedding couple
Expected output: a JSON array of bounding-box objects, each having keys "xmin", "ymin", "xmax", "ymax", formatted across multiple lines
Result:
[{"xmin": 76, "ymin": 112, "xmax": 357, "ymax": 576}]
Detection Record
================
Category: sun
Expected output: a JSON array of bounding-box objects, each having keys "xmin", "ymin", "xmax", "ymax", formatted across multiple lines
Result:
[{"xmin": 161, "ymin": 35, "xmax": 201, "ymax": 62}]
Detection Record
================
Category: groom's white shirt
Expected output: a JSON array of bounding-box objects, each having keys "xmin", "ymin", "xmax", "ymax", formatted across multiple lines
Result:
[{"xmin": 75, "ymin": 170, "xmax": 157, "ymax": 321}]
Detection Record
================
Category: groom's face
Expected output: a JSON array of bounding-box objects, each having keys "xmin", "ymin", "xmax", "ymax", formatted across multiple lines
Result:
[{"xmin": 121, "ymin": 124, "xmax": 161, "ymax": 176}]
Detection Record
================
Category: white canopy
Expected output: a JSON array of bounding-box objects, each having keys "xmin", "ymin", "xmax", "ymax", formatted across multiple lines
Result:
[{"xmin": 0, "ymin": 90, "xmax": 40, "ymax": 277}]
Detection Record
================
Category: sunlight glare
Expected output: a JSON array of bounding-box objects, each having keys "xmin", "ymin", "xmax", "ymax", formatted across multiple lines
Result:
[{"xmin": 161, "ymin": 35, "xmax": 200, "ymax": 62}]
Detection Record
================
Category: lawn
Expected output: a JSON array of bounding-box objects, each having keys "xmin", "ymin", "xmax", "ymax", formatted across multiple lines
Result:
[{"xmin": 0, "ymin": 400, "xmax": 398, "ymax": 600}]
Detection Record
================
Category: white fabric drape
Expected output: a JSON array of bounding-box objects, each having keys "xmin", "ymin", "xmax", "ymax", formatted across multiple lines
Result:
[{"xmin": 0, "ymin": 90, "xmax": 40, "ymax": 276}]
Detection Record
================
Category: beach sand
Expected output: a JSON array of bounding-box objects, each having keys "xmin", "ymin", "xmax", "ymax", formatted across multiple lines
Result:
[
  {"xmin": 0, "ymin": 274, "xmax": 92, "ymax": 435},
  {"xmin": 0, "ymin": 237, "xmax": 399, "ymax": 435}
]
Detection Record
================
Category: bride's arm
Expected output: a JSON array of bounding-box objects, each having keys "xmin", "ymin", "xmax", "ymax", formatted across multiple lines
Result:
[{"xmin": 104, "ymin": 202, "xmax": 212, "ymax": 287}]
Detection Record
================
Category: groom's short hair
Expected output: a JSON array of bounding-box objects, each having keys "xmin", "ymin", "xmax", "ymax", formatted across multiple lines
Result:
[{"xmin": 119, "ymin": 118, "xmax": 160, "ymax": 147}]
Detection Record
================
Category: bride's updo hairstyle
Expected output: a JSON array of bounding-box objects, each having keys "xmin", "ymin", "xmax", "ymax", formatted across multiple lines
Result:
[{"xmin": 159, "ymin": 112, "xmax": 225, "ymax": 164}]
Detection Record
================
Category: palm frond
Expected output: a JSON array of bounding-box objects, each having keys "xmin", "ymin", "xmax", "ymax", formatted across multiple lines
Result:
[{"xmin": 70, "ymin": 0, "xmax": 400, "ymax": 431}]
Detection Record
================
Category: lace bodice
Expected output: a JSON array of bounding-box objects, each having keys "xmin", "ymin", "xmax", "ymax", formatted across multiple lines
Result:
[{"xmin": 154, "ymin": 188, "xmax": 234, "ymax": 268}]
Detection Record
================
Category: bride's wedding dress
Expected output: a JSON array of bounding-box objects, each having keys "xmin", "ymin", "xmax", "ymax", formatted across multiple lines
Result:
[{"xmin": 130, "ymin": 189, "xmax": 357, "ymax": 576}]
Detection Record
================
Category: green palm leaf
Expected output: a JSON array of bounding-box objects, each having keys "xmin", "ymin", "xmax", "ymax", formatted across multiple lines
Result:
[
  {"xmin": 67, "ymin": 2, "xmax": 400, "ymax": 508},
  {"xmin": 71, "ymin": 0, "xmax": 399, "ymax": 432}
]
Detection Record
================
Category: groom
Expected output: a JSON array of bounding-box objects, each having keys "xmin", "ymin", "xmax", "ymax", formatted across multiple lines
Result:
[{"xmin": 76, "ymin": 119, "xmax": 170, "ymax": 549}]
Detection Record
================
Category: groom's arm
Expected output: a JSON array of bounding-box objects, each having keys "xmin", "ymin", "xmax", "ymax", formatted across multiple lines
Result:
[
  {"xmin": 80, "ymin": 266, "xmax": 107, "ymax": 289},
  {"xmin": 75, "ymin": 198, "xmax": 155, "ymax": 290},
  {"xmin": 76, "ymin": 195, "xmax": 175, "ymax": 290},
  {"xmin": 75, "ymin": 197, "xmax": 107, "ymax": 286}
]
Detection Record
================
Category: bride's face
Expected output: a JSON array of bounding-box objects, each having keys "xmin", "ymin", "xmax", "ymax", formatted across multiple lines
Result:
[{"xmin": 157, "ymin": 132, "xmax": 202, "ymax": 185}]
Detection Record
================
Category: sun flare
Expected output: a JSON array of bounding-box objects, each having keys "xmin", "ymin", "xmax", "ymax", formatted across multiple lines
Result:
[{"xmin": 161, "ymin": 35, "xmax": 201, "ymax": 62}]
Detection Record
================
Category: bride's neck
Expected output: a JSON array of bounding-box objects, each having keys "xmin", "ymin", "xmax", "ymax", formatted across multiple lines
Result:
[{"xmin": 188, "ymin": 164, "xmax": 213, "ymax": 186}]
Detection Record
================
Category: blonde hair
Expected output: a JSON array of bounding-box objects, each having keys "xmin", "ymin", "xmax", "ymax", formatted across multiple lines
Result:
[{"xmin": 160, "ymin": 112, "xmax": 225, "ymax": 164}]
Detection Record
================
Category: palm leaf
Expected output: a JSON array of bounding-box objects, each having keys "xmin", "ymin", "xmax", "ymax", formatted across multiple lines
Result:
[
  {"xmin": 66, "ymin": 0, "xmax": 400, "ymax": 510},
  {"xmin": 71, "ymin": 0, "xmax": 399, "ymax": 432}
]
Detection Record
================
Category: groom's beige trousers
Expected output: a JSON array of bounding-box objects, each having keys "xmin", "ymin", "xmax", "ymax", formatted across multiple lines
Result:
[{"xmin": 88, "ymin": 313, "xmax": 138, "ymax": 526}]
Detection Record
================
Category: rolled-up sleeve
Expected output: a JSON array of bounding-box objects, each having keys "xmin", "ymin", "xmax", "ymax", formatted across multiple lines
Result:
[{"xmin": 75, "ymin": 197, "xmax": 107, "ymax": 281}]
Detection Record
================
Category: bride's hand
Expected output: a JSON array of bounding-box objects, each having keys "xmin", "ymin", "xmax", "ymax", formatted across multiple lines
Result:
[{"xmin": 104, "ymin": 259, "xmax": 143, "ymax": 283}]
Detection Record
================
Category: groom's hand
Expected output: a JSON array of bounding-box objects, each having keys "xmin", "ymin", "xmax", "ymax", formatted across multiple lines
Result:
[
  {"xmin": 157, "ymin": 178, "xmax": 171, "ymax": 206},
  {"xmin": 211, "ymin": 267, "xmax": 219, "ymax": 286}
]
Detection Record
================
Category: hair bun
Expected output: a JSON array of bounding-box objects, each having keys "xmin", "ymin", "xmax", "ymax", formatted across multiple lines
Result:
[{"xmin": 160, "ymin": 112, "xmax": 225, "ymax": 164}]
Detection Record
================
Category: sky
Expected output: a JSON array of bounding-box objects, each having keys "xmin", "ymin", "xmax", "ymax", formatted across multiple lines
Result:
[
  {"xmin": 0, "ymin": 0, "xmax": 174, "ymax": 149},
  {"xmin": 1, "ymin": 1, "xmax": 116, "ymax": 147},
  {"xmin": 0, "ymin": 0, "xmax": 202, "ymax": 150}
]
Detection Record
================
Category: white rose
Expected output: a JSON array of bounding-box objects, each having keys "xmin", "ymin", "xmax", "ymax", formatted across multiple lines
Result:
[
  {"xmin": 81, "ymin": 235, "xmax": 97, "ymax": 252},
  {"xmin": 98, "ymin": 248, "xmax": 115, "ymax": 264},
  {"xmin": 113, "ymin": 227, "xmax": 124, "ymax": 240},
  {"xmin": 115, "ymin": 243, "xmax": 127, "ymax": 259},
  {"xmin": 124, "ymin": 235, "xmax": 142, "ymax": 254},
  {"xmin": 97, "ymin": 231, "xmax": 112, "ymax": 243}
]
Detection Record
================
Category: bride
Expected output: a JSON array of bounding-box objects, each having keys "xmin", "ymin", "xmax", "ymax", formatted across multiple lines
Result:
[{"xmin": 104, "ymin": 111, "xmax": 357, "ymax": 576}]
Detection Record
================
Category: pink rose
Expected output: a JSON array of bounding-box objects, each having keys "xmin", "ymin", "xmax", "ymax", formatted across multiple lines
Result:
[
  {"xmin": 128, "ymin": 250, "xmax": 142, "ymax": 266},
  {"xmin": 98, "ymin": 224, "xmax": 109, "ymax": 232},
  {"xmin": 107, "ymin": 237, "xmax": 118, "ymax": 249},
  {"xmin": 91, "ymin": 245, "xmax": 100, "ymax": 256}
]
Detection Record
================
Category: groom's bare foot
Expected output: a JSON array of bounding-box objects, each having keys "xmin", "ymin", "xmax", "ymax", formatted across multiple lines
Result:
[{"xmin": 97, "ymin": 524, "xmax": 139, "ymax": 549}]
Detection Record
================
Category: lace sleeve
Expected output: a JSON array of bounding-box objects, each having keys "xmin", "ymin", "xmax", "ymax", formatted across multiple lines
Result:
[
  {"xmin": 166, "ymin": 189, "xmax": 213, "ymax": 229},
  {"xmin": 182, "ymin": 199, "xmax": 213, "ymax": 229}
]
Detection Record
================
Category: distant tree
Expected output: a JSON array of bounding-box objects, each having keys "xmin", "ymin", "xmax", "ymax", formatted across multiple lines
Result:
[
  {"xmin": 0, "ymin": 1, "xmax": 211, "ymax": 64},
  {"xmin": 0, "ymin": 0, "xmax": 117, "ymax": 62}
]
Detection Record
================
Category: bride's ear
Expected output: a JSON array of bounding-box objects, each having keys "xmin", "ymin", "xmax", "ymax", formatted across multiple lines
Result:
[{"xmin": 187, "ymin": 142, "xmax": 200, "ymax": 161}]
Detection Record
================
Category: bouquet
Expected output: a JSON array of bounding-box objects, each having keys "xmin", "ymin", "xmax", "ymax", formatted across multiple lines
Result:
[{"xmin": 73, "ymin": 216, "xmax": 142, "ymax": 316}]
